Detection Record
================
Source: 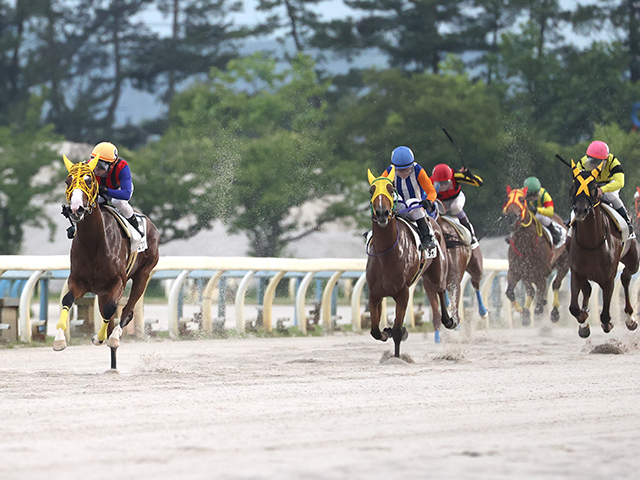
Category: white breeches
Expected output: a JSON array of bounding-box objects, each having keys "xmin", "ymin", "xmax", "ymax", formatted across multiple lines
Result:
[
  {"xmin": 601, "ymin": 190, "xmax": 624, "ymax": 210},
  {"xmin": 535, "ymin": 213, "xmax": 552, "ymax": 227},
  {"xmin": 441, "ymin": 191, "xmax": 466, "ymax": 216},
  {"xmin": 112, "ymin": 199, "xmax": 134, "ymax": 218},
  {"xmin": 399, "ymin": 198, "xmax": 426, "ymax": 221}
]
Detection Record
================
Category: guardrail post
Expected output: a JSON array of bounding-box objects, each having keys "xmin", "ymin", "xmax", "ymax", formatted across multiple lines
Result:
[
  {"xmin": 235, "ymin": 271, "xmax": 256, "ymax": 335},
  {"xmin": 295, "ymin": 272, "xmax": 315, "ymax": 334},
  {"xmin": 19, "ymin": 270, "xmax": 44, "ymax": 343},
  {"xmin": 350, "ymin": 273, "xmax": 367, "ymax": 332},
  {"xmin": 263, "ymin": 271, "xmax": 286, "ymax": 332},
  {"xmin": 202, "ymin": 270, "xmax": 224, "ymax": 334},
  {"xmin": 168, "ymin": 270, "xmax": 190, "ymax": 338},
  {"xmin": 321, "ymin": 271, "xmax": 343, "ymax": 331}
]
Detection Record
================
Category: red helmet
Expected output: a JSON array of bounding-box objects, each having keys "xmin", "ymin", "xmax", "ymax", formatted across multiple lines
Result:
[
  {"xmin": 431, "ymin": 164, "xmax": 454, "ymax": 182},
  {"xmin": 586, "ymin": 141, "xmax": 609, "ymax": 160}
]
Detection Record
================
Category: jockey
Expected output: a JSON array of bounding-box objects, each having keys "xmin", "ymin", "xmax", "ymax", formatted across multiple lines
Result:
[
  {"xmin": 90, "ymin": 142, "xmax": 144, "ymax": 237},
  {"xmin": 430, "ymin": 163, "xmax": 482, "ymax": 248},
  {"xmin": 382, "ymin": 146, "xmax": 437, "ymax": 250},
  {"xmin": 577, "ymin": 140, "xmax": 634, "ymax": 236},
  {"xmin": 523, "ymin": 176, "xmax": 563, "ymax": 246}
]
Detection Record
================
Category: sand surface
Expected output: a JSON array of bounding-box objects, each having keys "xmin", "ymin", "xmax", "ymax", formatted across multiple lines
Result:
[{"xmin": 1, "ymin": 325, "xmax": 640, "ymax": 480}]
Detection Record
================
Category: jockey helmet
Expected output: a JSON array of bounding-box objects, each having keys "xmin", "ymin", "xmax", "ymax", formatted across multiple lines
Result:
[
  {"xmin": 523, "ymin": 176, "xmax": 541, "ymax": 195},
  {"xmin": 586, "ymin": 140, "xmax": 609, "ymax": 160},
  {"xmin": 391, "ymin": 146, "xmax": 415, "ymax": 167},
  {"xmin": 431, "ymin": 164, "xmax": 454, "ymax": 182},
  {"xmin": 90, "ymin": 142, "xmax": 119, "ymax": 163}
]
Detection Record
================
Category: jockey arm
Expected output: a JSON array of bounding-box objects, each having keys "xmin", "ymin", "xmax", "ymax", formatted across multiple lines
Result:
[
  {"xmin": 104, "ymin": 164, "xmax": 133, "ymax": 201},
  {"xmin": 454, "ymin": 169, "xmax": 483, "ymax": 187},
  {"xmin": 601, "ymin": 171, "xmax": 624, "ymax": 193},
  {"xmin": 537, "ymin": 190, "xmax": 554, "ymax": 217},
  {"xmin": 417, "ymin": 169, "xmax": 437, "ymax": 202}
]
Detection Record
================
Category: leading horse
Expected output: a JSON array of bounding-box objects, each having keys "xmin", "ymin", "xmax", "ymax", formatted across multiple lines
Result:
[
  {"xmin": 503, "ymin": 186, "xmax": 569, "ymax": 325},
  {"xmin": 54, "ymin": 155, "xmax": 160, "ymax": 368},
  {"xmin": 425, "ymin": 201, "xmax": 487, "ymax": 341},
  {"xmin": 366, "ymin": 167, "xmax": 454, "ymax": 358},
  {"xmin": 568, "ymin": 160, "xmax": 638, "ymax": 338}
]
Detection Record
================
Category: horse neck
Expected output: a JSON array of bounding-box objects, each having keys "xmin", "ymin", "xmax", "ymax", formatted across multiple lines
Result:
[
  {"xmin": 575, "ymin": 206, "xmax": 606, "ymax": 248},
  {"xmin": 371, "ymin": 217, "xmax": 399, "ymax": 254},
  {"xmin": 75, "ymin": 206, "xmax": 108, "ymax": 252},
  {"xmin": 512, "ymin": 209, "xmax": 538, "ymax": 248}
]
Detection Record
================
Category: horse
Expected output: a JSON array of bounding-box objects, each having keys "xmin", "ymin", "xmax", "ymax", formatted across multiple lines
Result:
[
  {"xmin": 424, "ymin": 201, "xmax": 487, "ymax": 341},
  {"xmin": 54, "ymin": 154, "xmax": 160, "ymax": 369},
  {"xmin": 366, "ymin": 167, "xmax": 454, "ymax": 358},
  {"xmin": 568, "ymin": 159, "xmax": 638, "ymax": 338},
  {"xmin": 502, "ymin": 186, "xmax": 569, "ymax": 325}
]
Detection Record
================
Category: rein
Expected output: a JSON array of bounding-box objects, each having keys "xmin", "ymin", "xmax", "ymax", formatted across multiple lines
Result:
[{"xmin": 366, "ymin": 227, "xmax": 400, "ymax": 257}]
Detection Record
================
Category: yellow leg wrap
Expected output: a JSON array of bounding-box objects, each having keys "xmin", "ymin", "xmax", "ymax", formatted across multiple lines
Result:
[
  {"xmin": 524, "ymin": 296, "xmax": 533, "ymax": 309},
  {"xmin": 56, "ymin": 306, "xmax": 70, "ymax": 331},
  {"xmin": 553, "ymin": 290, "xmax": 560, "ymax": 308},
  {"xmin": 512, "ymin": 301, "xmax": 523, "ymax": 313},
  {"xmin": 97, "ymin": 319, "xmax": 109, "ymax": 342}
]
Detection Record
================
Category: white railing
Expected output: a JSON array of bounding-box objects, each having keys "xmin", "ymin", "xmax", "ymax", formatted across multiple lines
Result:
[{"xmin": 4, "ymin": 255, "xmax": 637, "ymax": 343}]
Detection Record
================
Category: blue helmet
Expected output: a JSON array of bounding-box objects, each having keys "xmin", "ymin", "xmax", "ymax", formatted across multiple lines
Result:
[{"xmin": 391, "ymin": 146, "xmax": 415, "ymax": 167}]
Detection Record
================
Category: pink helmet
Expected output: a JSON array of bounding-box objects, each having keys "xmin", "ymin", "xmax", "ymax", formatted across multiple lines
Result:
[
  {"xmin": 586, "ymin": 141, "xmax": 609, "ymax": 160},
  {"xmin": 431, "ymin": 164, "xmax": 454, "ymax": 182}
]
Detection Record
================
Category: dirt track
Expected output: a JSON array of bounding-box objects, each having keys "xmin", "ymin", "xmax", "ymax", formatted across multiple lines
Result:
[{"xmin": 1, "ymin": 324, "xmax": 640, "ymax": 480}]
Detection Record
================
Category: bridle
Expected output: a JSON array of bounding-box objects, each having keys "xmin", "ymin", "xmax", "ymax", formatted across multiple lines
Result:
[{"xmin": 61, "ymin": 154, "xmax": 99, "ymax": 224}]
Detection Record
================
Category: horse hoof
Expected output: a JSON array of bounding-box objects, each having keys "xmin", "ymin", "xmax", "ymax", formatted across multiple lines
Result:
[
  {"xmin": 601, "ymin": 322, "xmax": 614, "ymax": 334},
  {"xmin": 626, "ymin": 318, "xmax": 638, "ymax": 331},
  {"xmin": 578, "ymin": 324, "xmax": 591, "ymax": 338},
  {"xmin": 107, "ymin": 325, "xmax": 122, "ymax": 348},
  {"xmin": 550, "ymin": 307, "xmax": 560, "ymax": 323},
  {"xmin": 53, "ymin": 329, "xmax": 66, "ymax": 351},
  {"xmin": 402, "ymin": 327, "xmax": 408, "ymax": 341},
  {"xmin": 92, "ymin": 335, "xmax": 104, "ymax": 346},
  {"xmin": 522, "ymin": 310, "xmax": 531, "ymax": 327}
]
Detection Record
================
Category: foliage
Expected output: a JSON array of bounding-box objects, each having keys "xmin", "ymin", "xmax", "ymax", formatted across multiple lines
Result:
[{"xmin": 0, "ymin": 124, "xmax": 60, "ymax": 254}]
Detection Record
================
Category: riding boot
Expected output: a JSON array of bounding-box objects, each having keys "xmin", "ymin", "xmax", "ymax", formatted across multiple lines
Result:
[
  {"xmin": 416, "ymin": 217, "xmax": 436, "ymax": 250},
  {"xmin": 549, "ymin": 222, "xmax": 562, "ymax": 246},
  {"xmin": 615, "ymin": 206, "xmax": 634, "ymax": 236},
  {"xmin": 127, "ymin": 214, "xmax": 144, "ymax": 237},
  {"xmin": 459, "ymin": 217, "xmax": 479, "ymax": 248}
]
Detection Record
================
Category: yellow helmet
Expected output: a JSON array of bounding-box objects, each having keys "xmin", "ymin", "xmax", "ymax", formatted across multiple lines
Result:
[{"xmin": 90, "ymin": 142, "xmax": 118, "ymax": 163}]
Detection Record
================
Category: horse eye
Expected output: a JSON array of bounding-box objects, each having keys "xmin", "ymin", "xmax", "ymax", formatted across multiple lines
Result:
[
  {"xmin": 65, "ymin": 177, "xmax": 72, "ymax": 187},
  {"xmin": 84, "ymin": 175, "xmax": 92, "ymax": 185},
  {"xmin": 369, "ymin": 185, "xmax": 375, "ymax": 195}
]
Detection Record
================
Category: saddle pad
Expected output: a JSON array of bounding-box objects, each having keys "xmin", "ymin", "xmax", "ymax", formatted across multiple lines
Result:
[
  {"xmin": 601, "ymin": 203, "xmax": 630, "ymax": 244},
  {"xmin": 101, "ymin": 205, "xmax": 147, "ymax": 253},
  {"xmin": 440, "ymin": 216, "xmax": 472, "ymax": 246}
]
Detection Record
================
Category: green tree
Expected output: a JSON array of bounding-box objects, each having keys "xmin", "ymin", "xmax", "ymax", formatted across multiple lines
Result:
[
  {"xmin": 0, "ymin": 124, "xmax": 60, "ymax": 254},
  {"xmin": 134, "ymin": 53, "xmax": 352, "ymax": 256}
]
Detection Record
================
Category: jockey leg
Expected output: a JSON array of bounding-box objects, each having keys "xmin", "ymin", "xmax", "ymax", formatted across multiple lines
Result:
[
  {"xmin": 536, "ymin": 213, "xmax": 561, "ymax": 245},
  {"xmin": 113, "ymin": 198, "xmax": 144, "ymax": 237},
  {"xmin": 455, "ymin": 211, "xmax": 479, "ymax": 248},
  {"xmin": 603, "ymin": 191, "xmax": 634, "ymax": 235},
  {"xmin": 408, "ymin": 199, "xmax": 436, "ymax": 250}
]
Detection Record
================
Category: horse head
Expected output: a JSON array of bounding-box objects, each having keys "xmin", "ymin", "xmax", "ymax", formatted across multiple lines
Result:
[
  {"xmin": 63, "ymin": 154, "xmax": 99, "ymax": 222},
  {"xmin": 367, "ymin": 167, "xmax": 397, "ymax": 227},
  {"xmin": 502, "ymin": 186, "xmax": 529, "ymax": 226},
  {"xmin": 570, "ymin": 159, "xmax": 604, "ymax": 221}
]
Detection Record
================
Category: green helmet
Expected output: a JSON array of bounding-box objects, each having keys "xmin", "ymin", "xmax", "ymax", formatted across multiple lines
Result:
[{"xmin": 523, "ymin": 176, "xmax": 541, "ymax": 194}]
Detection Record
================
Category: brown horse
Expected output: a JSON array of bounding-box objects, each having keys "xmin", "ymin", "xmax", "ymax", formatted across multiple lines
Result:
[
  {"xmin": 425, "ymin": 202, "xmax": 487, "ymax": 342},
  {"xmin": 568, "ymin": 160, "xmax": 638, "ymax": 338},
  {"xmin": 54, "ymin": 155, "xmax": 160, "ymax": 368},
  {"xmin": 366, "ymin": 167, "xmax": 454, "ymax": 358},
  {"xmin": 503, "ymin": 186, "xmax": 569, "ymax": 325}
]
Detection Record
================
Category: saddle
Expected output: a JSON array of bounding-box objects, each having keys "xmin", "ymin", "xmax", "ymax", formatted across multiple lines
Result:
[
  {"xmin": 101, "ymin": 205, "xmax": 149, "ymax": 254},
  {"xmin": 440, "ymin": 215, "xmax": 472, "ymax": 246}
]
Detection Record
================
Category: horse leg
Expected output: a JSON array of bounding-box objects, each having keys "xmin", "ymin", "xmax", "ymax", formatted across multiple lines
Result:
[
  {"xmin": 505, "ymin": 271, "xmax": 524, "ymax": 314},
  {"xmin": 119, "ymin": 271, "xmax": 152, "ymax": 331},
  {"xmin": 369, "ymin": 295, "xmax": 388, "ymax": 342},
  {"xmin": 53, "ymin": 284, "xmax": 86, "ymax": 351},
  {"xmin": 520, "ymin": 282, "xmax": 535, "ymax": 326},
  {"xmin": 599, "ymin": 279, "xmax": 615, "ymax": 333},
  {"xmin": 93, "ymin": 295, "xmax": 120, "ymax": 346},
  {"xmin": 533, "ymin": 278, "xmax": 547, "ymax": 317},
  {"xmin": 387, "ymin": 289, "xmax": 409, "ymax": 357},
  {"xmin": 424, "ymin": 280, "xmax": 442, "ymax": 342},
  {"xmin": 439, "ymin": 289, "xmax": 456, "ymax": 329},
  {"xmin": 467, "ymin": 252, "xmax": 488, "ymax": 317},
  {"xmin": 570, "ymin": 273, "xmax": 591, "ymax": 337},
  {"xmin": 621, "ymin": 245, "xmax": 640, "ymax": 330}
]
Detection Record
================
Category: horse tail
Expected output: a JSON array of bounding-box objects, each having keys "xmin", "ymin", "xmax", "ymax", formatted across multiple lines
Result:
[{"xmin": 444, "ymin": 232, "xmax": 466, "ymax": 249}]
